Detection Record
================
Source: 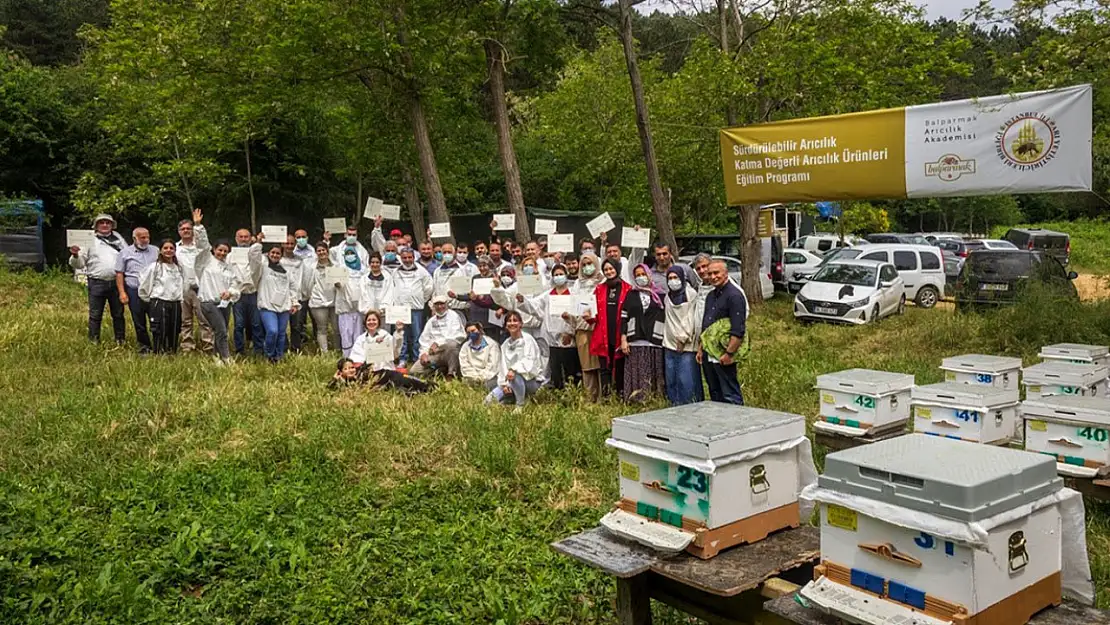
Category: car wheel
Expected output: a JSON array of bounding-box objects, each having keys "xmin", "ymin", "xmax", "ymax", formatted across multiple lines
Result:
[
  {"xmin": 897, "ymin": 294, "xmax": 906, "ymax": 315},
  {"xmin": 916, "ymin": 285, "xmax": 939, "ymax": 309},
  {"xmin": 870, "ymin": 304, "xmax": 880, "ymax": 323}
]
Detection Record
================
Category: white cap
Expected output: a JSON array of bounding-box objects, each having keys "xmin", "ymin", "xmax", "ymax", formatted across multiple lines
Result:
[
  {"xmin": 93, "ymin": 213, "xmax": 116, "ymax": 227},
  {"xmin": 431, "ymin": 294, "xmax": 449, "ymax": 305}
]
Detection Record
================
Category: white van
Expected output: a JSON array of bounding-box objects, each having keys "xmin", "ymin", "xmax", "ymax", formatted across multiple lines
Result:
[{"xmin": 854, "ymin": 244, "xmax": 945, "ymax": 308}]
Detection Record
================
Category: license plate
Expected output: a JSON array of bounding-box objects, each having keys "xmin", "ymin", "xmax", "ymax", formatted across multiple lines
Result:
[
  {"xmin": 979, "ymin": 283, "xmax": 1008, "ymax": 291},
  {"xmin": 815, "ymin": 306, "xmax": 839, "ymax": 315}
]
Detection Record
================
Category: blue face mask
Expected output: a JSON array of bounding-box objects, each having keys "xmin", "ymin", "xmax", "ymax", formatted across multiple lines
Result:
[
  {"xmin": 553, "ymin": 275, "xmax": 567, "ymax": 287},
  {"xmin": 384, "ymin": 252, "xmax": 397, "ymax": 263},
  {"xmin": 442, "ymin": 253, "xmax": 455, "ymax": 265},
  {"xmin": 468, "ymin": 331, "xmax": 482, "ymax": 342},
  {"xmin": 295, "ymin": 237, "xmax": 308, "ymax": 248},
  {"xmin": 434, "ymin": 251, "xmax": 443, "ymax": 262},
  {"xmin": 523, "ymin": 266, "xmax": 536, "ymax": 275}
]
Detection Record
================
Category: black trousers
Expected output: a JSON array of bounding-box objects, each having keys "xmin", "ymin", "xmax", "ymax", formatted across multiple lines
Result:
[
  {"xmin": 149, "ymin": 298, "xmax": 182, "ymax": 354},
  {"xmin": 124, "ymin": 285, "xmax": 151, "ymax": 352},
  {"xmin": 548, "ymin": 345, "xmax": 581, "ymax": 390},
  {"xmin": 290, "ymin": 299, "xmax": 309, "ymax": 351},
  {"xmin": 87, "ymin": 278, "xmax": 125, "ymax": 343}
]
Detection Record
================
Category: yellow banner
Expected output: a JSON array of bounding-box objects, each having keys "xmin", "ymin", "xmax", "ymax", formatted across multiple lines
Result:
[{"xmin": 720, "ymin": 108, "xmax": 907, "ymax": 205}]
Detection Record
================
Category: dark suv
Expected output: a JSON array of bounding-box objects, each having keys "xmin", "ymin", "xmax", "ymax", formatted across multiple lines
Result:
[
  {"xmin": 954, "ymin": 250, "xmax": 1078, "ymax": 311},
  {"xmin": 1002, "ymin": 228, "xmax": 1070, "ymax": 266},
  {"xmin": 935, "ymin": 239, "xmax": 986, "ymax": 258}
]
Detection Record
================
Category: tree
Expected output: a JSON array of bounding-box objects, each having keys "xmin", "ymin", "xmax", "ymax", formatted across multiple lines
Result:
[{"xmin": 840, "ymin": 202, "xmax": 890, "ymax": 236}]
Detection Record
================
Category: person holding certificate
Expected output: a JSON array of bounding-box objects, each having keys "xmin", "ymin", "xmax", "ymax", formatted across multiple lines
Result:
[
  {"xmin": 517, "ymin": 264, "xmax": 579, "ymax": 390},
  {"xmin": 248, "ymin": 236, "xmax": 301, "ymax": 363},
  {"xmin": 333, "ymin": 245, "xmax": 368, "ymax": 358},
  {"xmin": 410, "ymin": 296, "xmax": 465, "ymax": 378},
  {"xmin": 432, "ymin": 242, "xmax": 474, "ymax": 315},
  {"xmin": 357, "ymin": 252, "xmax": 395, "ymax": 320},
  {"xmin": 193, "ymin": 216, "xmax": 242, "ymax": 364},
  {"xmin": 571, "ymin": 253, "xmax": 604, "ymax": 401},
  {"xmin": 492, "ymin": 263, "xmax": 547, "ymax": 376},
  {"xmin": 305, "ymin": 242, "xmax": 339, "ymax": 353},
  {"xmin": 390, "ymin": 247, "xmax": 434, "ymax": 368},
  {"xmin": 69, "ymin": 213, "xmax": 129, "ymax": 345},
  {"xmin": 452, "ymin": 255, "xmax": 501, "ymax": 343},
  {"xmin": 349, "ymin": 311, "xmax": 399, "ymax": 371}
]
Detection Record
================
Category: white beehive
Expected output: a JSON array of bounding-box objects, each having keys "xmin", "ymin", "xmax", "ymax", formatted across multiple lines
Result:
[
  {"xmin": 1022, "ymin": 361, "xmax": 1110, "ymax": 399},
  {"xmin": 1022, "ymin": 396, "xmax": 1110, "ymax": 479},
  {"xmin": 801, "ymin": 436, "xmax": 1064, "ymax": 625},
  {"xmin": 1039, "ymin": 343, "xmax": 1110, "ymax": 367},
  {"xmin": 940, "ymin": 354, "xmax": 1023, "ymax": 391},
  {"xmin": 911, "ymin": 382, "xmax": 1020, "ymax": 445},
  {"xmin": 600, "ymin": 402, "xmax": 809, "ymax": 558},
  {"xmin": 814, "ymin": 369, "xmax": 915, "ymax": 437}
]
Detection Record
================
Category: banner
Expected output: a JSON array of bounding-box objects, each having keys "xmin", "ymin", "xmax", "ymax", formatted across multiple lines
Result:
[{"xmin": 719, "ymin": 85, "xmax": 1092, "ymax": 205}]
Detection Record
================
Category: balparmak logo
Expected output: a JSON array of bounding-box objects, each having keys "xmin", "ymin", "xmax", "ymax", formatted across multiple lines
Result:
[
  {"xmin": 996, "ymin": 113, "xmax": 1060, "ymax": 171},
  {"xmin": 925, "ymin": 154, "xmax": 976, "ymax": 182}
]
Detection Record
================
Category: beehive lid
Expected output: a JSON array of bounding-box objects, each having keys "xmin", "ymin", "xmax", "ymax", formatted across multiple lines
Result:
[
  {"xmin": 911, "ymin": 381, "xmax": 1019, "ymax": 406},
  {"xmin": 1022, "ymin": 361, "xmax": 1110, "ymax": 386},
  {"xmin": 1040, "ymin": 343, "xmax": 1109, "ymax": 361},
  {"xmin": 819, "ymin": 435, "xmax": 1061, "ymax": 522},
  {"xmin": 610, "ymin": 401, "xmax": 805, "ymax": 461},
  {"xmin": 940, "ymin": 353, "xmax": 1023, "ymax": 374},
  {"xmin": 1021, "ymin": 396, "xmax": 1110, "ymax": 427},
  {"xmin": 814, "ymin": 369, "xmax": 915, "ymax": 397}
]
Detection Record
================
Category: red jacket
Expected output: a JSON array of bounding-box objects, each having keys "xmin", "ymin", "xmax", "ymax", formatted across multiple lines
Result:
[{"xmin": 589, "ymin": 280, "xmax": 631, "ymax": 359}]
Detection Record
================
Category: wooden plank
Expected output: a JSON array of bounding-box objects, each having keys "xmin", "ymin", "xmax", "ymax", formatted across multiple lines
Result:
[
  {"xmin": 1065, "ymin": 476, "xmax": 1110, "ymax": 502},
  {"xmin": 648, "ymin": 572, "xmax": 765, "ymax": 625},
  {"xmin": 616, "ymin": 575, "xmax": 653, "ymax": 625},
  {"xmin": 763, "ymin": 594, "xmax": 1110, "ymax": 625},
  {"xmin": 650, "ymin": 526, "xmax": 820, "ymax": 597},
  {"xmin": 550, "ymin": 527, "xmax": 663, "ymax": 578},
  {"xmin": 814, "ymin": 429, "xmax": 904, "ymax": 453}
]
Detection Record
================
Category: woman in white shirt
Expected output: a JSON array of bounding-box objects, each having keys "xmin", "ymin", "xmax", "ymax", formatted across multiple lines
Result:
[
  {"xmin": 305, "ymin": 241, "xmax": 339, "ymax": 353},
  {"xmin": 518, "ymin": 264, "xmax": 578, "ymax": 390},
  {"xmin": 459, "ymin": 322, "xmax": 501, "ymax": 391},
  {"xmin": 349, "ymin": 311, "xmax": 431, "ymax": 394},
  {"xmin": 249, "ymin": 241, "xmax": 301, "ymax": 363},
  {"xmin": 663, "ymin": 265, "xmax": 702, "ymax": 405},
  {"xmin": 195, "ymin": 228, "xmax": 242, "ymax": 363},
  {"xmin": 484, "ymin": 311, "xmax": 545, "ymax": 410},
  {"xmin": 138, "ymin": 240, "xmax": 185, "ymax": 354}
]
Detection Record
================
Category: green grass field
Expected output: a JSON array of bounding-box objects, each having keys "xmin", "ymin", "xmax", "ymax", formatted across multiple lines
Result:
[
  {"xmin": 2, "ymin": 268, "xmax": 1109, "ymax": 623},
  {"xmin": 992, "ymin": 219, "xmax": 1110, "ymax": 274}
]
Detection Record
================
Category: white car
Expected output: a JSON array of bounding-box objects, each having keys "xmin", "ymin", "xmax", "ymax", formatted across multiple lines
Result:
[
  {"xmin": 980, "ymin": 239, "xmax": 1018, "ymax": 250},
  {"xmin": 781, "ymin": 249, "xmax": 824, "ymax": 287},
  {"xmin": 794, "ymin": 259, "xmax": 905, "ymax": 325},
  {"xmin": 787, "ymin": 247, "xmax": 864, "ymax": 293}
]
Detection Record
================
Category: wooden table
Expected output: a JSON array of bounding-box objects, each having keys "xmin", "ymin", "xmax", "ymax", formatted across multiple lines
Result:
[
  {"xmin": 763, "ymin": 592, "xmax": 1110, "ymax": 625},
  {"xmin": 551, "ymin": 525, "xmax": 820, "ymax": 624}
]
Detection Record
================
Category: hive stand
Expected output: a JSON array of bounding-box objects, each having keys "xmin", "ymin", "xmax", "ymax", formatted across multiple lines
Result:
[
  {"xmin": 813, "ymin": 427, "xmax": 905, "ymax": 453},
  {"xmin": 762, "ymin": 593, "xmax": 1110, "ymax": 625},
  {"xmin": 1064, "ymin": 475, "xmax": 1110, "ymax": 503}
]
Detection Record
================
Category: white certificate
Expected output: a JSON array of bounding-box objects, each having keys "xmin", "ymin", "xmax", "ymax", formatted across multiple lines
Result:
[
  {"xmin": 323, "ymin": 217, "xmax": 346, "ymax": 233},
  {"xmin": 261, "ymin": 225, "xmax": 287, "ymax": 241},
  {"xmin": 379, "ymin": 204, "xmax": 401, "ymax": 220},
  {"xmin": 325, "ymin": 265, "xmax": 348, "ymax": 285},
  {"xmin": 363, "ymin": 196, "xmax": 383, "ymax": 219},
  {"xmin": 577, "ymin": 293, "xmax": 597, "ymax": 316},
  {"xmin": 548, "ymin": 233, "xmax": 574, "ymax": 253},
  {"xmin": 385, "ymin": 305, "xmax": 410, "ymax": 325},
  {"xmin": 621, "ymin": 227, "xmax": 651, "ymax": 249},
  {"xmin": 586, "ymin": 212, "xmax": 615, "ymax": 238},
  {"xmin": 66, "ymin": 229, "xmax": 95, "ymax": 250},
  {"xmin": 429, "ymin": 222, "xmax": 452, "ymax": 239},
  {"xmin": 517, "ymin": 275, "xmax": 544, "ymax": 296},
  {"xmin": 365, "ymin": 339, "xmax": 394, "ymax": 364},
  {"xmin": 228, "ymin": 247, "xmax": 250, "ymax": 266},
  {"xmin": 447, "ymin": 274, "xmax": 471, "ymax": 295},
  {"xmin": 493, "ymin": 213, "xmax": 515, "ymax": 231},
  {"xmin": 548, "ymin": 294, "xmax": 576, "ymax": 317},
  {"xmin": 488, "ymin": 308, "xmax": 505, "ymax": 327},
  {"xmin": 472, "ymin": 277, "xmax": 494, "ymax": 295},
  {"xmin": 534, "ymin": 219, "xmax": 557, "ymax": 235}
]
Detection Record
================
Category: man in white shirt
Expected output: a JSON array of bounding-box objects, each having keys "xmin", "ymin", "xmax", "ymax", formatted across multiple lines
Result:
[
  {"xmin": 232, "ymin": 228, "xmax": 265, "ymax": 355},
  {"xmin": 176, "ymin": 216, "xmax": 215, "ymax": 354},
  {"xmin": 432, "ymin": 242, "xmax": 475, "ymax": 313},
  {"xmin": 410, "ymin": 295, "xmax": 465, "ymax": 378},
  {"xmin": 69, "ymin": 213, "xmax": 128, "ymax": 344}
]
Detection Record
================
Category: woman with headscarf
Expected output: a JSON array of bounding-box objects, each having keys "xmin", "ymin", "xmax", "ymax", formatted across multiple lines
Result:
[
  {"xmin": 572, "ymin": 252, "xmax": 604, "ymax": 400},
  {"xmin": 619, "ymin": 263, "xmax": 666, "ymax": 402},
  {"xmin": 333, "ymin": 244, "xmax": 369, "ymax": 357},
  {"xmin": 587, "ymin": 258, "xmax": 631, "ymax": 397},
  {"xmin": 138, "ymin": 239, "xmax": 185, "ymax": 354},
  {"xmin": 249, "ymin": 237, "xmax": 301, "ymax": 363},
  {"xmin": 663, "ymin": 265, "xmax": 702, "ymax": 405}
]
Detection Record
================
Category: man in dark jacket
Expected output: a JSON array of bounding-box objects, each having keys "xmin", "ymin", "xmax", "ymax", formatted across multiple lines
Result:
[{"xmin": 697, "ymin": 259, "xmax": 747, "ymax": 404}]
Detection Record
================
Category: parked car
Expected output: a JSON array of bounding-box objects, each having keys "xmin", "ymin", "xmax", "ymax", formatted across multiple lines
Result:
[
  {"xmin": 864, "ymin": 233, "xmax": 931, "ymax": 246},
  {"xmin": 780, "ymin": 249, "xmax": 824, "ymax": 287},
  {"xmin": 787, "ymin": 247, "xmax": 864, "ymax": 293},
  {"xmin": 935, "ymin": 239, "xmax": 987, "ymax": 258},
  {"xmin": 678, "ymin": 254, "xmax": 774, "ymax": 301},
  {"xmin": 980, "ymin": 239, "xmax": 1018, "ymax": 250},
  {"xmin": 954, "ymin": 250, "xmax": 1078, "ymax": 312},
  {"xmin": 941, "ymin": 249, "xmax": 962, "ymax": 296},
  {"xmin": 794, "ymin": 259, "xmax": 905, "ymax": 325},
  {"xmin": 921, "ymin": 232, "xmax": 965, "ymax": 244},
  {"xmin": 853, "ymin": 244, "xmax": 945, "ymax": 308},
  {"xmin": 788, "ymin": 234, "xmax": 859, "ymax": 255},
  {"xmin": 1001, "ymin": 228, "xmax": 1070, "ymax": 266}
]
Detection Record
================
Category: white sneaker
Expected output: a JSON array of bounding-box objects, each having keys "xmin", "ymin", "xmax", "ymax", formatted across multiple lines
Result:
[{"xmin": 212, "ymin": 357, "xmax": 225, "ymax": 367}]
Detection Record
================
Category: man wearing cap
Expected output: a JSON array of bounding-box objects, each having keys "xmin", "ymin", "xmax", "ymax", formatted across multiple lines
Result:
[
  {"xmin": 114, "ymin": 227, "xmax": 158, "ymax": 353},
  {"xmin": 176, "ymin": 215, "xmax": 215, "ymax": 354},
  {"xmin": 369, "ymin": 216, "xmax": 406, "ymax": 256},
  {"xmin": 410, "ymin": 295, "xmax": 465, "ymax": 378},
  {"xmin": 69, "ymin": 213, "xmax": 129, "ymax": 344}
]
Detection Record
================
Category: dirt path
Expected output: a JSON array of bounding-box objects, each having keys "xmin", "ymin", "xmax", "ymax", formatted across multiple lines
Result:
[{"xmin": 1074, "ymin": 274, "xmax": 1109, "ymax": 301}]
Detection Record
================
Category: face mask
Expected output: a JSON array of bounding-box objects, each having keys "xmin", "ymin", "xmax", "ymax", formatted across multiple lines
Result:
[
  {"xmin": 442, "ymin": 253, "xmax": 455, "ymax": 265},
  {"xmin": 434, "ymin": 252, "xmax": 443, "ymax": 262},
  {"xmin": 581, "ymin": 248, "xmax": 594, "ymax": 256},
  {"xmin": 522, "ymin": 266, "xmax": 535, "ymax": 276},
  {"xmin": 435, "ymin": 309, "xmax": 448, "ymax": 318},
  {"xmin": 402, "ymin": 260, "xmax": 415, "ymax": 269},
  {"xmin": 344, "ymin": 253, "xmax": 357, "ymax": 263},
  {"xmin": 468, "ymin": 331, "xmax": 481, "ymax": 342},
  {"xmin": 346, "ymin": 235, "xmax": 357, "ymax": 245},
  {"xmin": 384, "ymin": 252, "xmax": 397, "ymax": 263},
  {"xmin": 500, "ymin": 276, "xmax": 514, "ymax": 287},
  {"xmin": 553, "ymin": 275, "xmax": 567, "ymax": 287},
  {"xmin": 668, "ymin": 278, "xmax": 683, "ymax": 291},
  {"xmin": 582, "ymin": 265, "xmax": 596, "ymax": 277},
  {"xmin": 634, "ymin": 276, "xmax": 650, "ymax": 288},
  {"xmin": 296, "ymin": 237, "xmax": 308, "ymax": 248}
]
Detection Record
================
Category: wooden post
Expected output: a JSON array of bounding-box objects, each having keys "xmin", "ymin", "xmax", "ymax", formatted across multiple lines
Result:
[{"xmin": 615, "ymin": 575, "xmax": 652, "ymax": 625}]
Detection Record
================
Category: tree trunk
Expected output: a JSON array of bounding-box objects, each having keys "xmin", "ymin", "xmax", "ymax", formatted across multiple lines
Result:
[
  {"xmin": 616, "ymin": 0, "xmax": 676, "ymax": 253},
  {"xmin": 739, "ymin": 204, "xmax": 763, "ymax": 305},
  {"xmin": 244, "ymin": 135, "xmax": 257, "ymax": 233},
  {"xmin": 485, "ymin": 39, "xmax": 531, "ymax": 243},
  {"xmin": 719, "ymin": 0, "xmax": 737, "ymax": 127},
  {"xmin": 403, "ymin": 166, "xmax": 426, "ymax": 243},
  {"xmin": 355, "ymin": 174, "xmax": 363, "ymax": 225},
  {"xmin": 171, "ymin": 135, "xmax": 195, "ymax": 212}
]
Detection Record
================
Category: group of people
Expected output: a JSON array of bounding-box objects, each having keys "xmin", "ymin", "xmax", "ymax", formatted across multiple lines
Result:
[{"xmin": 70, "ymin": 211, "xmax": 749, "ymax": 408}]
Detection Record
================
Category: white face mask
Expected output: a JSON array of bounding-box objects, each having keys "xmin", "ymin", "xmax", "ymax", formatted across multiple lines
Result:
[
  {"xmin": 634, "ymin": 276, "xmax": 650, "ymax": 288},
  {"xmin": 553, "ymin": 275, "xmax": 567, "ymax": 287},
  {"xmin": 667, "ymin": 278, "xmax": 683, "ymax": 291},
  {"xmin": 435, "ymin": 308, "xmax": 448, "ymax": 318},
  {"xmin": 500, "ymin": 276, "xmax": 514, "ymax": 287},
  {"xmin": 442, "ymin": 253, "xmax": 455, "ymax": 264}
]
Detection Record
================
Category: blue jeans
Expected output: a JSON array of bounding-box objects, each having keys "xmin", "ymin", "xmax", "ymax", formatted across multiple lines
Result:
[
  {"xmin": 665, "ymin": 350, "xmax": 703, "ymax": 405},
  {"xmin": 484, "ymin": 375, "xmax": 543, "ymax": 407},
  {"xmin": 703, "ymin": 361, "xmax": 743, "ymax": 405},
  {"xmin": 399, "ymin": 309, "xmax": 424, "ymax": 364},
  {"xmin": 233, "ymin": 293, "xmax": 264, "ymax": 355},
  {"xmin": 260, "ymin": 309, "xmax": 290, "ymax": 361}
]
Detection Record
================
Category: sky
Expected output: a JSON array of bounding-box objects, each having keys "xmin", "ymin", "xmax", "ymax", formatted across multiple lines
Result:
[{"xmin": 634, "ymin": 0, "xmax": 1015, "ymax": 22}]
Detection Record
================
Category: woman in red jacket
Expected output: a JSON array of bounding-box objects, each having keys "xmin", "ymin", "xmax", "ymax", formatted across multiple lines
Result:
[{"xmin": 586, "ymin": 258, "xmax": 630, "ymax": 398}]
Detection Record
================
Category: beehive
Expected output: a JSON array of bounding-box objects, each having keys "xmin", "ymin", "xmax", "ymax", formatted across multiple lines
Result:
[
  {"xmin": 801, "ymin": 436, "xmax": 1064, "ymax": 625},
  {"xmin": 911, "ymin": 382, "xmax": 1020, "ymax": 445},
  {"xmin": 601, "ymin": 402, "xmax": 809, "ymax": 558},
  {"xmin": 1039, "ymin": 343, "xmax": 1110, "ymax": 367},
  {"xmin": 1022, "ymin": 395, "xmax": 1110, "ymax": 479},
  {"xmin": 1022, "ymin": 361, "xmax": 1110, "ymax": 399},
  {"xmin": 814, "ymin": 369, "xmax": 915, "ymax": 437},
  {"xmin": 940, "ymin": 354, "xmax": 1023, "ymax": 391}
]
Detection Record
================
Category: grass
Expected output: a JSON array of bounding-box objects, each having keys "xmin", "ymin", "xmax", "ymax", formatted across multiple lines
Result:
[
  {"xmin": 1, "ymin": 267, "xmax": 1110, "ymax": 622},
  {"xmin": 992, "ymin": 218, "xmax": 1110, "ymax": 274}
]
